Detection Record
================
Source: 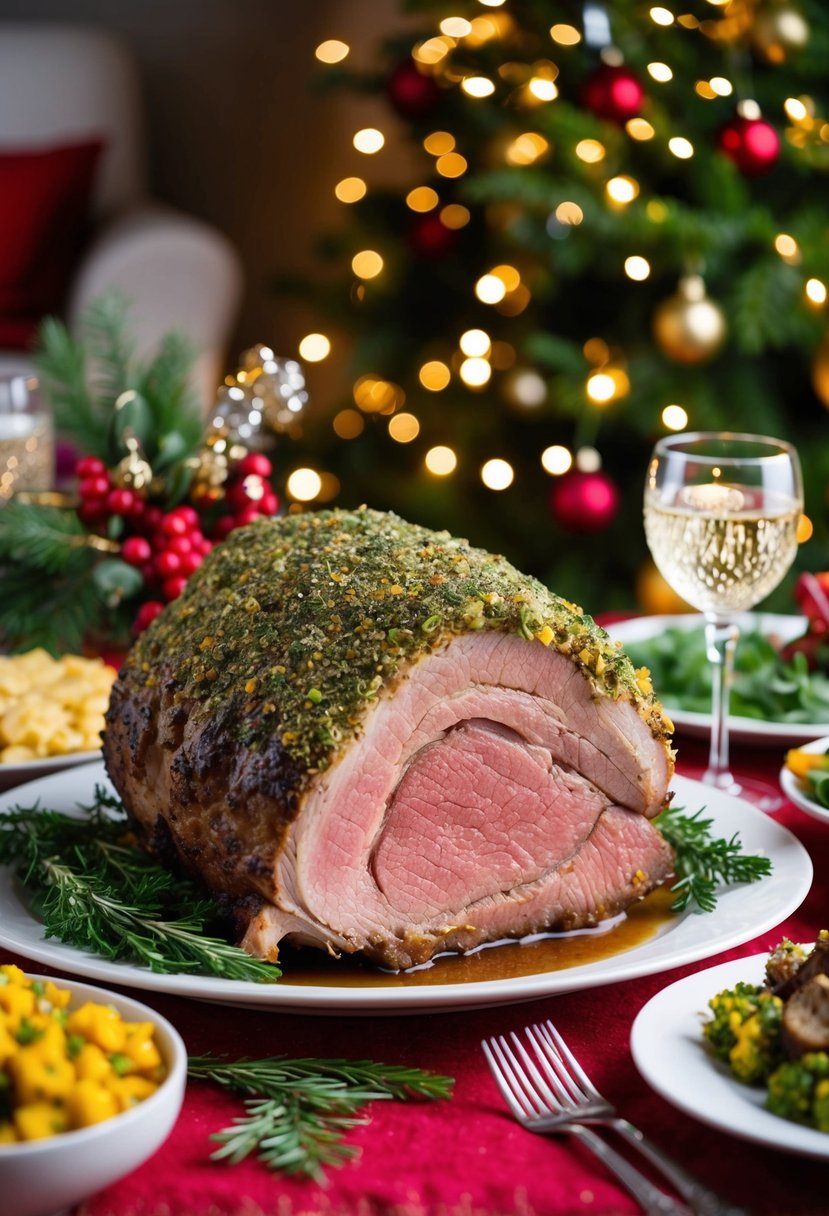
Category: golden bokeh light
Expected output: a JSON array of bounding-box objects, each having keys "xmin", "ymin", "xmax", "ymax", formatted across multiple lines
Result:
[
  {"xmin": 774, "ymin": 233, "xmax": 799, "ymax": 261},
  {"xmin": 475, "ymin": 274, "xmax": 507, "ymax": 304},
  {"xmin": 575, "ymin": 139, "xmax": 606, "ymax": 163},
  {"xmin": 661, "ymin": 404, "xmax": 689, "ymax": 431},
  {"xmin": 550, "ymin": 23, "xmax": 581, "ymax": 44},
  {"xmin": 541, "ymin": 445, "xmax": 572, "ymax": 475},
  {"xmin": 649, "ymin": 7, "xmax": 674, "ymax": 25},
  {"xmin": 353, "ymin": 376, "xmax": 404, "ymax": 413},
  {"xmin": 298, "ymin": 333, "xmax": 331, "ymax": 362},
  {"xmin": 335, "ymin": 176, "xmax": 367, "ymax": 203},
  {"xmin": 413, "ymin": 37, "xmax": 453, "ymax": 66},
  {"xmin": 332, "ymin": 409, "xmax": 365, "ymax": 439},
  {"xmin": 797, "ymin": 514, "xmax": 814, "ymax": 544},
  {"xmin": 624, "ymin": 256, "xmax": 651, "ymax": 280},
  {"xmin": 626, "ymin": 118, "xmax": 655, "ymax": 141},
  {"xmin": 419, "ymin": 361, "xmax": 452, "ymax": 391},
  {"xmin": 460, "ymin": 328, "xmax": 491, "ymax": 357},
  {"xmin": 586, "ymin": 372, "xmax": 616, "ymax": 404},
  {"xmin": 646, "ymin": 199, "xmax": 668, "ymax": 222},
  {"xmin": 462, "ymin": 76, "xmax": 496, "ymax": 98},
  {"xmin": 481, "ymin": 458, "xmax": 514, "ymax": 490},
  {"xmin": 388, "ymin": 413, "xmax": 421, "ymax": 443},
  {"xmin": 490, "ymin": 341, "xmax": 516, "ymax": 369},
  {"xmin": 436, "ymin": 152, "xmax": 468, "ymax": 177},
  {"xmin": 424, "ymin": 130, "xmax": 455, "ymax": 155},
  {"xmin": 583, "ymin": 337, "xmax": 610, "ymax": 364},
  {"xmin": 647, "ymin": 62, "xmax": 673, "ymax": 83},
  {"xmin": 460, "ymin": 357, "xmax": 492, "ymax": 387},
  {"xmin": 353, "ymin": 128, "xmax": 385, "ymax": 154},
  {"xmin": 668, "ymin": 137, "xmax": 694, "ymax": 158},
  {"xmin": 406, "ymin": 186, "xmax": 439, "ymax": 212},
  {"xmin": 506, "ymin": 132, "xmax": 550, "ymax": 165},
  {"xmin": 806, "ymin": 278, "xmax": 827, "ymax": 305},
  {"xmin": 351, "ymin": 249, "xmax": 384, "ymax": 279},
  {"xmin": 710, "ymin": 76, "xmax": 733, "ymax": 96},
  {"xmin": 528, "ymin": 78, "xmax": 558, "ymax": 101},
  {"xmin": 315, "ymin": 39, "xmax": 350, "ymax": 64},
  {"xmin": 316, "ymin": 472, "xmax": 341, "ymax": 503},
  {"xmin": 440, "ymin": 203, "xmax": 471, "ymax": 229},
  {"xmin": 556, "ymin": 200, "xmax": 584, "ymax": 225},
  {"xmin": 425, "ymin": 445, "xmax": 458, "ymax": 475},
  {"xmin": 695, "ymin": 80, "xmax": 718, "ymax": 100},
  {"xmin": 606, "ymin": 175, "xmax": 639, "ymax": 205},
  {"xmin": 440, "ymin": 16, "xmax": 472, "ymax": 37},
  {"xmin": 286, "ymin": 468, "xmax": 322, "ymax": 502}
]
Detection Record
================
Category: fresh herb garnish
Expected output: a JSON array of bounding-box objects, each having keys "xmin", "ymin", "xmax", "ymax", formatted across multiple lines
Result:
[
  {"xmin": 0, "ymin": 788, "xmax": 278, "ymax": 983},
  {"xmin": 187, "ymin": 1055, "xmax": 454, "ymax": 1181},
  {"xmin": 655, "ymin": 803, "xmax": 773, "ymax": 913}
]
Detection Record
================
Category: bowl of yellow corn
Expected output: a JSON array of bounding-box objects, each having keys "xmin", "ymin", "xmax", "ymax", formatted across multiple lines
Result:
[{"xmin": 0, "ymin": 965, "xmax": 186, "ymax": 1216}]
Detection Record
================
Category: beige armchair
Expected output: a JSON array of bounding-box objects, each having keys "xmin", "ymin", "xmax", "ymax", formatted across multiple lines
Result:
[{"xmin": 0, "ymin": 23, "xmax": 243, "ymax": 406}]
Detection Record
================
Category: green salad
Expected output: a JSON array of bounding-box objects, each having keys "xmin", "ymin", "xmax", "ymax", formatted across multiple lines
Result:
[{"xmin": 621, "ymin": 626, "xmax": 829, "ymax": 724}]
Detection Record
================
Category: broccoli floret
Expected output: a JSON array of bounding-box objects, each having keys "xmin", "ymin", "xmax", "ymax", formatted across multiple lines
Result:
[{"xmin": 766, "ymin": 1051, "xmax": 829, "ymax": 1129}]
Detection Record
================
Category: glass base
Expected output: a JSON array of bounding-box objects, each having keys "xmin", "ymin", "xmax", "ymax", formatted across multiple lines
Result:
[{"xmin": 702, "ymin": 769, "xmax": 783, "ymax": 813}]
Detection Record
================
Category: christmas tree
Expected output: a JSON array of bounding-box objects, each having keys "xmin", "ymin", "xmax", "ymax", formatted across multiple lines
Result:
[{"xmin": 283, "ymin": 0, "xmax": 829, "ymax": 610}]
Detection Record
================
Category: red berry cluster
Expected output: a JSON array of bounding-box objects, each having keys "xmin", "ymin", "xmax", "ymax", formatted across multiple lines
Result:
[
  {"xmin": 213, "ymin": 453, "xmax": 279, "ymax": 540},
  {"xmin": 75, "ymin": 452, "xmax": 279, "ymax": 635}
]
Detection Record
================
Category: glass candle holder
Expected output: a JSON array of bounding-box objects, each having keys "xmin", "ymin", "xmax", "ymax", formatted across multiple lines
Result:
[{"xmin": 0, "ymin": 375, "xmax": 55, "ymax": 503}]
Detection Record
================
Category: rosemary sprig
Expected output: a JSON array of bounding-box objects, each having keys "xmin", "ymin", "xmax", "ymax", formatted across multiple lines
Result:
[
  {"xmin": 0, "ymin": 789, "xmax": 278, "ymax": 983},
  {"xmin": 187, "ymin": 1055, "xmax": 454, "ymax": 1181},
  {"xmin": 655, "ymin": 803, "xmax": 773, "ymax": 913}
]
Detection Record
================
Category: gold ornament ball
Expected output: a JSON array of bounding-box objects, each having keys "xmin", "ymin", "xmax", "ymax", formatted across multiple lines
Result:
[
  {"xmin": 752, "ymin": 6, "xmax": 809, "ymax": 63},
  {"xmin": 652, "ymin": 275, "xmax": 727, "ymax": 364},
  {"xmin": 636, "ymin": 559, "xmax": 693, "ymax": 616},
  {"xmin": 812, "ymin": 333, "xmax": 829, "ymax": 409}
]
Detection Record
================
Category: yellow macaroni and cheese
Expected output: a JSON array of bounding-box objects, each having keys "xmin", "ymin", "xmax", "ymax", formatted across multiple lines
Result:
[
  {"xmin": 0, "ymin": 966, "xmax": 167, "ymax": 1142},
  {"xmin": 0, "ymin": 650, "xmax": 115, "ymax": 764}
]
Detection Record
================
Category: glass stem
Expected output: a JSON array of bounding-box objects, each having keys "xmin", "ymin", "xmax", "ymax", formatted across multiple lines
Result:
[{"xmin": 703, "ymin": 616, "xmax": 740, "ymax": 792}]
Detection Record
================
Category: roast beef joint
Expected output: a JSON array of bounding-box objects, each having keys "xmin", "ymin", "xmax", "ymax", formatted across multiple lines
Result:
[{"xmin": 104, "ymin": 508, "xmax": 676, "ymax": 971}]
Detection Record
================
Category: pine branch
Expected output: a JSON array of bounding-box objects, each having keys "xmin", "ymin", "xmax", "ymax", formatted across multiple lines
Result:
[
  {"xmin": 35, "ymin": 318, "xmax": 107, "ymax": 458},
  {"xmin": 187, "ymin": 1055, "xmax": 454, "ymax": 1181},
  {"xmin": 0, "ymin": 565, "xmax": 102, "ymax": 655},
  {"xmin": 80, "ymin": 294, "xmax": 135, "ymax": 413},
  {"xmin": 0, "ymin": 502, "xmax": 99, "ymax": 573}
]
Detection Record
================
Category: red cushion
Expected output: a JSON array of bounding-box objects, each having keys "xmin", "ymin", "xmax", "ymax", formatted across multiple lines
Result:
[{"xmin": 0, "ymin": 139, "xmax": 103, "ymax": 350}]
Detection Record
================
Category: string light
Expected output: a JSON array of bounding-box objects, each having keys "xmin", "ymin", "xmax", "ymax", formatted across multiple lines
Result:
[
  {"xmin": 805, "ymin": 278, "xmax": 827, "ymax": 305},
  {"xmin": 649, "ymin": 7, "xmax": 674, "ymax": 25},
  {"xmin": 662, "ymin": 404, "xmax": 689, "ymax": 430},
  {"xmin": 541, "ymin": 445, "xmax": 572, "ymax": 475},
  {"xmin": 774, "ymin": 233, "xmax": 799, "ymax": 262},
  {"xmin": 332, "ymin": 409, "xmax": 364, "ymax": 439},
  {"xmin": 626, "ymin": 118, "xmax": 655, "ymax": 140},
  {"xmin": 606, "ymin": 176, "xmax": 639, "ymax": 205},
  {"xmin": 425, "ymin": 446, "xmax": 458, "ymax": 475},
  {"xmin": 440, "ymin": 16, "xmax": 472, "ymax": 37},
  {"xmin": 506, "ymin": 133, "xmax": 549, "ymax": 164},
  {"xmin": 624, "ymin": 256, "xmax": 651, "ymax": 280},
  {"xmin": 709, "ymin": 76, "xmax": 732, "ymax": 96},
  {"xmin": 475, "ymin": 273, "xmax": 507, "ymax": 304},
  {"xmin": 406, "ymin": 186, "xmax": 439, "ymax": 212},
  {"xmin": 668, "ymin": 137, "xmax": 694, "ymax": 158},
  {"xmin": 287, "ymin": 468, "xmax": 322, "ymax": 501},
  {"xmin": 555, "ymin": 201, "xmax": 584, "ymax": 225},
  {"xmin": 462, "ymin": 76, "xmax": 496, "ymax": 97},
  {"xmin": 509, "ymin": 369, "xmax": 546, "ymax": 406},
  {"xmin": 353, "ymin": 376, "xmax": 404, "ymax": 413},
  {"xmin": 436, "ymin": 152, "xmax": 468, "ymax": 177},
  {"xmin": 528, "ymin": 78, "xmax": 558, "ymax": 101},
  {"xmin": 353, "ymin": 128, "xmax": 385, "ymax": 154},
  {"xmin": 335, "ymin": 177, "xmax": 367, "ymax": 203},
  {"xmin": 550, "ymin": 23, "xmax": 581, "ymax": 45},
  {"xmin": 352, "ymin": 250, "xmax": 384, "ymax": 279},
  {"xmin": 316, "ymin": 473, "xmax": 341, "ymax": 503},
  {"xmin": 797, "ymin": 514, "xmax": 814, "ymax": 544},
  {"xmin": 481, "ymin": 458, "xmax": 514, "ymax": 489},
  {"xmin": 441, "ymin": 204, "xmax": 471, "ymax": 228},
  {"xmin": 460, "ymin": 328, "xmax": 491, "ymax": 356},
  {"xmin": 424, "ymin": 131, "xmax": 455, "ymax": 154},
  {"xmin": 648, "ymin": 63, "xmax": 673, "ymax": 82},
  {"xmin": 575, "ymin": 139, "xmax": 605, "ymax": 163},
  {"xmin": 414, "ymin": 37, "xmax": 453, "ymax": 65},
  {"xmin": 298, "ymin": 333, "xmax": 331, "ymax": 362},
  {"xmin": 586, "ymin": 372, "xmax": 616, "ymax": 403},
  {"xmin": 460, "ymin": 357, "xmax": 492, "ymax": 386},
  {"xmin": 388, "ymin": 413, "xmax": 421, "ymax": 442},
  {"xmin": 419, "ymin": 360, "xmax": 452, "ymax": 390},
  {"xmin": 315, "ymin": 40, "xmax": 350, "ymax": 63}
]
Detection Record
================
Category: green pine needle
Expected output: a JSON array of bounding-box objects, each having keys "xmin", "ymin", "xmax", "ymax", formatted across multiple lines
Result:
[
  {"xmin": 187, "ymin": 1055, "xmax": 454, "ymax": 1181},
  {"xmin": 655, "ymin": 804, "xmax": 773, "ymax": 913},
  {"xmin": 0, "ymin": 789, "xmax": 279, "ymax": 984}
]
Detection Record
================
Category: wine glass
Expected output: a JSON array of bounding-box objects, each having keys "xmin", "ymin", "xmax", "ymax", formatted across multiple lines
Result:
[{"xmin": 643, "ymin": 432, "xmax": 803, "ymax": 802}]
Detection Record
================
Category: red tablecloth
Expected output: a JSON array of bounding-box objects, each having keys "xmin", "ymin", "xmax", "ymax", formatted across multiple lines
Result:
[{"xmin": 2, "ymin": 742, "xmax": 826, "ymax": 1216}]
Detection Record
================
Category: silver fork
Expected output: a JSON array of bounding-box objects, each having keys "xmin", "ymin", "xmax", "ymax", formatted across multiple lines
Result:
[
  {"xmin": 483, "ymin": 1030, "xmax": 691, "ymax": 1216},
  {"xmin": 483, "ymin": 1021, "xmax": 746, "ymax": 1216}
]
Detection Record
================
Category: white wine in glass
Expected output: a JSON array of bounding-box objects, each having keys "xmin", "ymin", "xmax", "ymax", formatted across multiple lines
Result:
[{"xmin": 644, "ymin": 432, "xmax": 803, "ymax": 799}]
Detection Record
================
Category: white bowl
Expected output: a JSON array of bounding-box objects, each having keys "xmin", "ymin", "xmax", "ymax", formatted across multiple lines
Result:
[
  {"xmin": 779, "ymin": 735, "xmax": 829, "ymax": 827},
  {"xmin": 0, "ymin": 974, "xmax": 186, "ymax": 1216}
]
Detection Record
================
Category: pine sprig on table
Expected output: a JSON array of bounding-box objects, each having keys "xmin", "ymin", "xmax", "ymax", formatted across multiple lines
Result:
[
  {"xmin": 654, "ymin": 804, "xmax": 773, "ymax": 913},
  {"xmin": 186, "ymin": 1055, "xmax": 454, "ymax": 1181},
  {"xmin": 0, "ymin": 789, "xmax": 279, "ymax": 984}
]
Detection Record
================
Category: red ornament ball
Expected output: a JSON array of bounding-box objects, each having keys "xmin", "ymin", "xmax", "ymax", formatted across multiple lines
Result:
[
  {"xmin": 408, "ymin": 212, "xmax": 458, "ymax": 258},
  {"xmin": 386, "ymin": 58, "xmax": 441, "ymax": 120},
  {"xmin": 549, "ymin": 470, "xmax": 620, "ymax": 533},
  {"xmin": 718, "ymin": 115, "xmax": 780, "ymax": 175},
  {"xmin": 580, "ymin": 63, "xmax": 644, "ymax": 124}
]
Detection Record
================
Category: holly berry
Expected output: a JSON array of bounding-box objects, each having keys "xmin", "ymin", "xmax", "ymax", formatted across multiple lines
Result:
[
  {"xmin": 162, "ymin": 576, "xmax": 188, "ymax": 601},
  {"xmin": 121, "ymin": 536, "xmax": 152, "ymax": 567},
  {"xmin": 106, "ymin": 488, "xmax": 138, "ymax": 516},
  {"xmin": 166, "ymin": 535, "xmax": 193, "ymax": 556},
  {"xmin": 155, "ymin": 549, "xmax": 182, "ymax": 578},
  {"xmin": 234, "ymin": 507, "xmax": 262, "ymax": 528},
  {"xmin": 76, "ymin": 456, "xmax": 107, "ymax": 479},
  {"xmin": 179, "ymin": 551, "xmax": 203, "ymax": 576},
  {"xmin": 78, "ymin": 474, "xmax": 111, "ymax": 502},
  {"xmin": 213, "ymin": 514, "xmax": 238, "ymax": 541},
  {"xmin": 133, "ymin": 600, "xmax": 165, "ymax": 633},
  {"xmin": 260, "ymin": 490, "xmax": 279, "ymax": 516},
  {"xmin": 160, "ymin": 511, "xmax": 189, "ymax": 538}
]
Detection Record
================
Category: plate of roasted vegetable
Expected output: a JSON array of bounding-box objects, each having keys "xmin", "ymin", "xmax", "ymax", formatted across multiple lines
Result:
[
  {"xmin": 610, "ymin": 613, "xmax": 829, "ymax": 746},
  {"xmin": 780, "ymin": 740, "xmax": 829, "ymax": 827},
  {"xmin": 631, "ymin": 936, "xmax": 829, "ymax": 1159}
]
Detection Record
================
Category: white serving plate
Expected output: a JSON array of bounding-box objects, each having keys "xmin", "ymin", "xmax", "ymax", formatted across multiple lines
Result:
[
  {"xmin": 0, "ymin": 762, "xmax": 812, "ymax": 1015},
  {"xmin": 779, "ymin": 735, "xmax": 829, "ymax": 827},
  {"xmin": 631, "ymin": 951, "xmax": 829, "ymax": 1159}
]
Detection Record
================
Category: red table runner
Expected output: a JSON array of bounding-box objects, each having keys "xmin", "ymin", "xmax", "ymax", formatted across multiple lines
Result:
[{"xmin": 2, "ymin": 740, "xmax": 827, "ymax": 1216}]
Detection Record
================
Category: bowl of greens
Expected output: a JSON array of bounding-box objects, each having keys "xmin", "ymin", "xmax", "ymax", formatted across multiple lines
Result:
[{"xmin": 610, "ymin": 613, "xmax": 829, "ymax": 745}]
